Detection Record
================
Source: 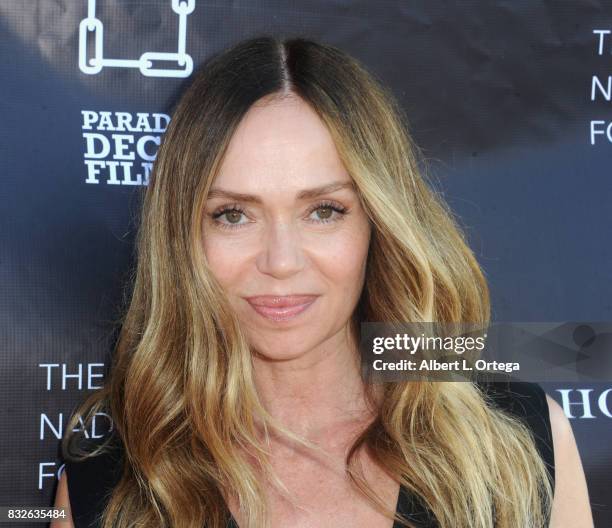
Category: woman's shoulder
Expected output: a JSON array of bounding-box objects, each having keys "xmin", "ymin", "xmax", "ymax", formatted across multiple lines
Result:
[
  {"xmin": 63, "ymin": 429, "xmax": 124, "ymax": 528},
  {"xmin": 474, "ymin": 377, "xmax": 555, "ymax": 486}
]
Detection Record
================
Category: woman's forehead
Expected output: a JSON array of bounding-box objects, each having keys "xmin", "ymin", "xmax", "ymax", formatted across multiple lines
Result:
[{"xmin": 215, "ymin": 97, "xmax": 350, "ymax": 192}]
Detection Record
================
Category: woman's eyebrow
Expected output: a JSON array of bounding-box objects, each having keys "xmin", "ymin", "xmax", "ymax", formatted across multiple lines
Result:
[{"xmin": 206, "ymin": 181, "xmax": 355, "ymax": 203}]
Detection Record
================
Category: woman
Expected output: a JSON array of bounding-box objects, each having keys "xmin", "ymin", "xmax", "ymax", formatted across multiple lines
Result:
[{"xmin": 52, "ymin": 35, "xmax": 592, "ymax": 528}]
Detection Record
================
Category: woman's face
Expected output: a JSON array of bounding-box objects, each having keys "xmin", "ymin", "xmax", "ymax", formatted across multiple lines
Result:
[{"xmin": 202, "ymin": 94, "xmax": 371, "ymax": 360}]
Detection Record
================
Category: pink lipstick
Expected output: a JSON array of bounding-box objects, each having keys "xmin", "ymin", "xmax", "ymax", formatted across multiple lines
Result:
[{"xmin": 244, "ymin": 295, "xmax": 318, "ymax": 322}]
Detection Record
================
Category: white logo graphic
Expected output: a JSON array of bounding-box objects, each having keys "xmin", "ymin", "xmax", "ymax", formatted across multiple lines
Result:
[
  {"xmin": 81, "ymin": 110, "xmax": 168, "ymax": 185},
  {"xmin": 78, "ymin": 0, "xmax": 195, "ymax": 78}
]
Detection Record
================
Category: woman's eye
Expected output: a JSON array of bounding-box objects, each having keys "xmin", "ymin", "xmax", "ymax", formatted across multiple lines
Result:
[
  {"xmin": 221, "ymin": 210, "xmax": 244, "ymax": 224},
  {"xmin": 211, "ymin": 207, "xmax": 248, "ymax": 229},
  {"xmin": 308, "ymin": 203, "xmax": 347, "ymax": 223},
  {"xmin": 311, "ymin": 206, "xmax": 333, "ymax": 221}
]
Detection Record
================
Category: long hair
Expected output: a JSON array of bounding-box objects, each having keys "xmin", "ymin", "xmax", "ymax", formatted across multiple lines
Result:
[{"xmin": 62, "ymin": 35, "xmax": 553, "ymax": 528}]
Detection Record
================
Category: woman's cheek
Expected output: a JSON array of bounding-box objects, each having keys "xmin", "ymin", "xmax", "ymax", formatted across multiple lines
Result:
[{"xmin": 202, "ymin": 235, "xmax": 245, "ymax": 285}]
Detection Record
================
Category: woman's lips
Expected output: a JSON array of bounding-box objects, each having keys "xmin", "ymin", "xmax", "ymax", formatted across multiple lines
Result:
[{"xmin": 244, "ymin": 295, "xmax": 319, "ymax": 322}]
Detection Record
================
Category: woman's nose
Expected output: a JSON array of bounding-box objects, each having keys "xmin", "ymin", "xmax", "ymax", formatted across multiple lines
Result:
[{"xmin": 255, "ymin": 220, "xmax": 305, "ymax": 279}]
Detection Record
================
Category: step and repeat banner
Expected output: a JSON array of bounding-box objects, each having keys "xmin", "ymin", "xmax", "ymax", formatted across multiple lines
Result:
[{"xmin": 1, "ymin": 1, "xmax": 610, "ymax": 526}]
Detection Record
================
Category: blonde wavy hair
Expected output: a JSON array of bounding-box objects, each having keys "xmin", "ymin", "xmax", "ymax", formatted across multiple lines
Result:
[{"xmin": 62, "ymin": 34, "xmax": 553, "ymax": 528}]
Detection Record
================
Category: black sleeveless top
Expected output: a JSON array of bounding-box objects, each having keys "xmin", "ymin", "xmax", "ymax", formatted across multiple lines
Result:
[{"xmin": 63, "ymin": 380, "xmax": 555, "ymax": 528}]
